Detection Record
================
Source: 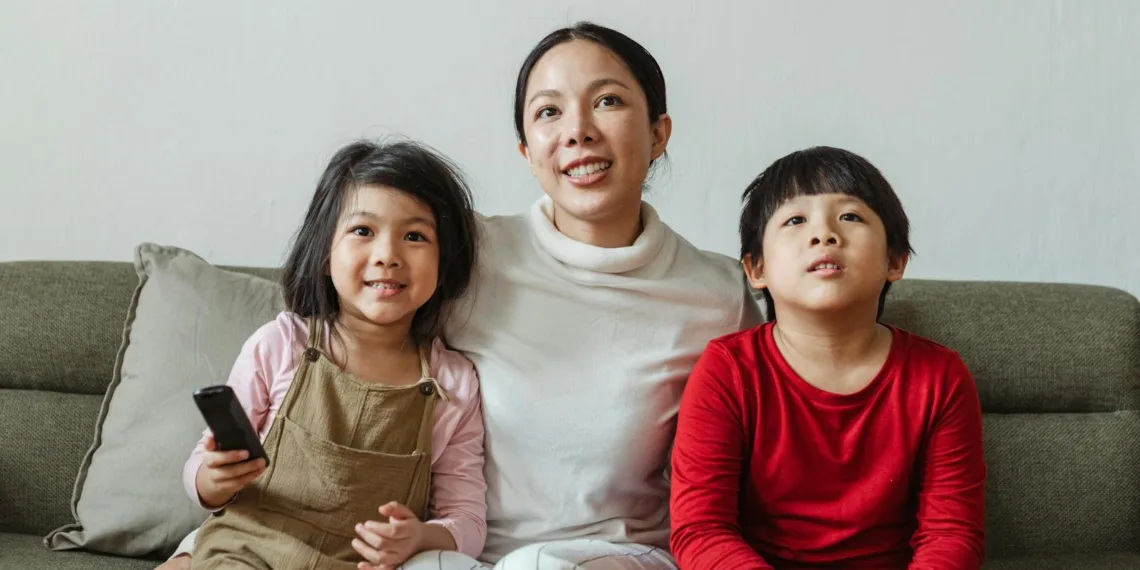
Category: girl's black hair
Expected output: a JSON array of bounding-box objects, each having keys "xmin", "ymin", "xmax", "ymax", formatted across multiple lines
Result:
[
  {"xmin": 281, "ymin": 139, "xmax": 478, "ymax": 344},
  {"xmin": 513, "ymin": 21, "xmax": 668, "ymax": 150},
  {"xmin": 739, "ymin": 146, "xmax": 914, "ymax": 321}
]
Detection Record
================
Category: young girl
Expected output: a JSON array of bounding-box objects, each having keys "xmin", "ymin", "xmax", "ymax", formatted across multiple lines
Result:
[{"xmin": 173, "ymin": 139, "xmax": 487, "ymax": 569}]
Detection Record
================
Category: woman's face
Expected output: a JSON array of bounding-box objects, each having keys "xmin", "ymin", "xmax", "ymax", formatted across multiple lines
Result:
[{"xmin": 519, "ymin": 40, "xmax": 671, "ymax": 229}]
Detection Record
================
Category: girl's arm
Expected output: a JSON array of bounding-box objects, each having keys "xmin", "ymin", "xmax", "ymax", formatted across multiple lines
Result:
[
  {"xmin": 908, "ymin": 357, "xmax": 987, "ymax": 569},
  {"xmin": 670, "ymin": 344, "xmax": 774, "ymax": 570},
  {"xmin": 181, "ymin": 319, "xmax": 286, "ymax": 510},
  {"xmin": 422, "ymin": 357, "xmax": 487, "ymax": 559}
]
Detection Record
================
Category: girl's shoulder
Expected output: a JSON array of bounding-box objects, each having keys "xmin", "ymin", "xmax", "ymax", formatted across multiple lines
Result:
[
  {"xmin": 427, "ymin": 336, "xmax": 480, "ymax": 405},
  {"xmin": 241, "ymin": 311, "xmax": 309, "ymax": 360}
]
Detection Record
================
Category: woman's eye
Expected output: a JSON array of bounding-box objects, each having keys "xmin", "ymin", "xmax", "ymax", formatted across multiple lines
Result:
[
  {"xmin": 840, "ymin": 213, "xmax": 864, "ymax": 222},
  {"xmin": 536, "ymin": 106, "xmax": 558, "ymax": 119},
  {"xmin": 783, "ymin": 216, "xmax": 806, "ymax": 226},
  {"xmin": 597, "ymin": 95, "xmax": 622, "ymax": 108},
  {"xmin": 352, "ymin": 227, "xmax": 372, "ymax": 237}
]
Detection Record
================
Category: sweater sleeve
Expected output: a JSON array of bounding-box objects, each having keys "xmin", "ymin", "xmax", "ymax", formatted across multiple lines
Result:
[
  {"xmin": 908, "ymin": 356, "xmax": 987, "ymax": 569},
  {"xmin": 670, "ymin": 343, "xmax": 774, "ymax": 570},
  {"xmin": 181, "ymin": 320, "xmax": 281, "ymax": 511},
  {"xmin": 423, "ymin": 356, "xmax": 488, "ymax": 559}
]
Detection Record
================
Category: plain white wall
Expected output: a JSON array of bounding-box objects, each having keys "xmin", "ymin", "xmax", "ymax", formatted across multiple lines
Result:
[{"xmin": 2, "ymin": 1, "xmax": 1138, "ymax": 295}]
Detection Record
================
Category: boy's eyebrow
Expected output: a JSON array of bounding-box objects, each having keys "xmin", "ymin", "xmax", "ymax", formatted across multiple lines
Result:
[
  {"xmin": 834, "ymin": 195, "xmax": 868, "ymax": 206},
  {"xmin": 344, "ymin": 210, "xmax": 437, "ymax": 228},
  {"xmin": 527, "ymin": 78, "xmax": 631, "ymax": 106}
]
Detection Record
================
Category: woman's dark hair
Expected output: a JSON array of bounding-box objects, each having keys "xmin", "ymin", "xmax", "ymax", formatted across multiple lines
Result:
[
  {"xmin": 281, "ymin": 138, "xmax": 478, "ymax": 345},
  {"xmin": 739, "ymin": 146, "xmax": 913, "ymax": 321},
  {"xmin": 513, "ymin": 21, "xmax": 668, "ymax": 148}
]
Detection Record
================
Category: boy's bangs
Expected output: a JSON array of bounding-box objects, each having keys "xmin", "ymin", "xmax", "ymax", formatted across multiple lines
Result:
[{"xmin": 767, "ymin": 153, "xmax": 876, "ymax": 213}]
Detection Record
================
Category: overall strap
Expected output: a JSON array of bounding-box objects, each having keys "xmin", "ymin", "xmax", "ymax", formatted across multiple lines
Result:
[{"xmin": 417, "ymin": 342, "xmax": 449, "ymax": 403}]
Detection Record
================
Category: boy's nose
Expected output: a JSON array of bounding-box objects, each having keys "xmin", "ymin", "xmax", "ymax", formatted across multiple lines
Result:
[{"xmin": 810, "ymin": 227, "xmax": 841, "ymax": 246}]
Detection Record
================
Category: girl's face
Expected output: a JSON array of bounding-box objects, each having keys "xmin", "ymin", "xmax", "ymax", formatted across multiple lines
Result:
[
  {"xmin": 328, "ymin": 185, "xmax": 439, "ymax": 333},
  {"xmin": 519, "ymin": 40, "xmax": 670, "ymax": 230}
]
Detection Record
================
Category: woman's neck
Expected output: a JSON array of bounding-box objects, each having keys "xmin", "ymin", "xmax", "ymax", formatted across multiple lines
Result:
[{"xmin": 551, "ymin": 201, "xmax": 643, "ymax": 248}]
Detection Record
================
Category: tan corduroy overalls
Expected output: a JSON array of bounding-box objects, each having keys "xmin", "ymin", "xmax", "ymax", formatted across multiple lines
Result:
[{"xmin": 191, "ymin": 319, "xmax": 445, "ymax": 569}]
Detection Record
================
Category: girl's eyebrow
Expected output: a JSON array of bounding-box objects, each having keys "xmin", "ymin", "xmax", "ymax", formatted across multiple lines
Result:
[{"xmin": 345, "ymin": 210, "xmax": 436, "ymax": 229}]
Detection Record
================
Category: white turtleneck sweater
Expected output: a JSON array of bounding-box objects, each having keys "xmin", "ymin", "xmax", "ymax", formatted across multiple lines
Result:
[{"xmin": 444, "ymin": 197, "xmax": 763, "ymax": 562}]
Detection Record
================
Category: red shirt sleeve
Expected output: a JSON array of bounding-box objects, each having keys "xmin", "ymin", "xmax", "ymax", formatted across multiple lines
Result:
[
  {"xmin": 670, "ymin": 341, "xmax": 774, "ymax": 570},
  {"xmin": 908, "ymin": 356, "xmax": 987, "ymax": 569}
]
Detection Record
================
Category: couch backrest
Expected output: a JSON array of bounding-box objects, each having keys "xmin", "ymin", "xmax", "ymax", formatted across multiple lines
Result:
[
  {"xmin": 880, "ymin": 279, "xmax": 1140, "ymax": 557},
  {"xmin": 0, "ymin": 261, "xmax": 138, "ymax": 534},
  {"xmin": 0, "ymin": 260, "xmax": 277, "ymax": 535}
]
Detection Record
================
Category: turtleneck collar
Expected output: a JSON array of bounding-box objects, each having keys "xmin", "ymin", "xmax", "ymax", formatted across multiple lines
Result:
[{"xmin": 528, "ymin": 195, "xmax": 666, "ymax": 274}]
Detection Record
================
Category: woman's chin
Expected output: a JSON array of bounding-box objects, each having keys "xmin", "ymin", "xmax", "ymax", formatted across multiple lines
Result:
[{"xmin": 547, "ymin": 184, "xmax": 641, "ymax": 225}]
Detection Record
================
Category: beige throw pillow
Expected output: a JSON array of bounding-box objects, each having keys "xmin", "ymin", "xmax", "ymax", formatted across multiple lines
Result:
[{"xmin": 45, "ymin": 243, "xmax": 284, "ymax": 557}]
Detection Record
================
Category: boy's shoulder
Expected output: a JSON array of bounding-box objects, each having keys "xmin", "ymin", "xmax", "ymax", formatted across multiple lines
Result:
[
  {"xmin": 891, "ymin": 326, "xmax": 974, "ymax": 388},
  {"xmin": 707, "ymin": 322, "xmax": 770, "ymax": 350},
  {"xmin": 893, "ymin": 326, "xmax": 966, "ymax": 365}
]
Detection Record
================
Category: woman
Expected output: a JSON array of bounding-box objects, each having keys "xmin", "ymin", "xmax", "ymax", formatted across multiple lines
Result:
[{"xmin": 161, "ymin": 21, "xmax": 761, "ymax": 570}]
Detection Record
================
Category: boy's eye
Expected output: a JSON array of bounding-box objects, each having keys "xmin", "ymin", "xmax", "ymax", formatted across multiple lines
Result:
[
  {"xmin": 535, "ymin": 106, "xmax": 559, "ymax": 119},
  {"xmin": 404, "ymin": 232, "xmax": 430, "ymax": 243},
  {"xmin": 840, "ymin": 213, "xmax": 864, "ymax": 222},
  {"xmin": 597, "ymin": 95, "xmax": 622, "ymax": 108},
  {"xmin": 351, "ymin": 226, "xmax": 372, "ymax": 237},
  {"xmin": 783, "ymin": 216, "xmax": 806, "ymax": 226}
]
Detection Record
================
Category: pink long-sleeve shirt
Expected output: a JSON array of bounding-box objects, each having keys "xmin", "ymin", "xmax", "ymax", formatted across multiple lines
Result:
[{"xmin": 183, "ymin": 312, "xmax": 487, "ymax": 559}]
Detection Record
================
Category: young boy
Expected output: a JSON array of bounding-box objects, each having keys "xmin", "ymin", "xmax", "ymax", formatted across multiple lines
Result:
[{"xmin": 669, "ymin": 147, "xmax": 986, "ymax": 570}]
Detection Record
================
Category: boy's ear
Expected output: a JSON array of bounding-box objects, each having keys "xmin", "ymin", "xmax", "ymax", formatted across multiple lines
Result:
[
  {"xmin": 886, "ymin": 252, "xmax": 909, "ymax": 283},
  {"xmin": 742, "ymin": 254, "xmax": 767, "ymax": 290}
]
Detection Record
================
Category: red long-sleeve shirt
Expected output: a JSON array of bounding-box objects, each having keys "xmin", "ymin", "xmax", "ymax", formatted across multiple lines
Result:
[{"xmin": 670, "ymin": 323, "xmax": 985, "ymax": 570}]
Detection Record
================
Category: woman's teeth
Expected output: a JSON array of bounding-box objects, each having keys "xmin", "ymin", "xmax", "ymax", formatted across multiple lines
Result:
[{"xmin": 566, "ymin": 161, "xmax": 611, "ymax": 177}]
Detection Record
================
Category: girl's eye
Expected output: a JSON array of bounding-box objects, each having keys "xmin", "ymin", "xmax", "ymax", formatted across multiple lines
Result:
[
  {"xmin": 405, "ymin": 232, "xmax": 430, "ymax": 243},
  {"xmin": 352, "ymin": 227, "xmax": 372, "ymax": 237},
  {"xmin": 840, "ymin": 213, "xmax": 864, "ymax": 222},
  {"xmin": 783, "ymin": 216, "xmax": 806, "ymax": 226},
  {"xmin": 597, "ymin": 95, "xmax": 622, "ymax": 108},
  {"xmin": 536, "ymin": 106, "xmax": 559, "ymax": 119}
]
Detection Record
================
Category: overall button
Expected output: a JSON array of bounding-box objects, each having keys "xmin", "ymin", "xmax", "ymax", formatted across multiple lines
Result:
[
  {"xmin": 419, "ymin": 383, "xmax": 435, "ymax": 396},
  {"xmin": 303, "ymin": 348, "xmax": 320, "ymax": 362}
]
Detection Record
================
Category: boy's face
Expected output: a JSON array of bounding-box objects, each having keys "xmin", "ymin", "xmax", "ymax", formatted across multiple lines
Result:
[{"xmin": 743, "ymin": 193, "xmax": 907, "ymax": 318}]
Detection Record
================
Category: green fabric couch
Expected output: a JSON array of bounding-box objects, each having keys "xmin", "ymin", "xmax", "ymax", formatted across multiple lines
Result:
[{"xmin": 1, "ymin": 259, "xmax": 1137, "ymax": 568}]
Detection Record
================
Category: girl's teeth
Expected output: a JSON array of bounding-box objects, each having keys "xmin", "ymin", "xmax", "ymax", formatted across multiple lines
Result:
[
  {"xmin": 567, "ymin": 161, "xmax": 611, "ymax": 177},
  {"xmin": 815, "ymin": 263, "xmax": 839, "ymax": 271},
  {"xmin": 368, "ymin": 282, "xmax": 402, "ymax": 290}
]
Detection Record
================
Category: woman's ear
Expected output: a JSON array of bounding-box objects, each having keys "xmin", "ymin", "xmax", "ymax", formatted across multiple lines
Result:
[{"xmin": 650, "ymin": 114, "xmax": 672, "ymax": 161}]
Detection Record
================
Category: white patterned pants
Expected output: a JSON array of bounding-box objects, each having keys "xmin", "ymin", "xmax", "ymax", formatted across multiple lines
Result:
[{"xmin": 171, "ymin": 529, "xmax": 676, "ymax": 570}]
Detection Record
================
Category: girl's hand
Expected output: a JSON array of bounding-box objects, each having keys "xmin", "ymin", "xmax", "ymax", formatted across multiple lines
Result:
[
  {"xmin": 194, "ymin": 434, "xmax": 267, "ymax": 509},
  {"xmin": 352, "ymin": 502, "xmax": 425, "ymax": 570}
]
